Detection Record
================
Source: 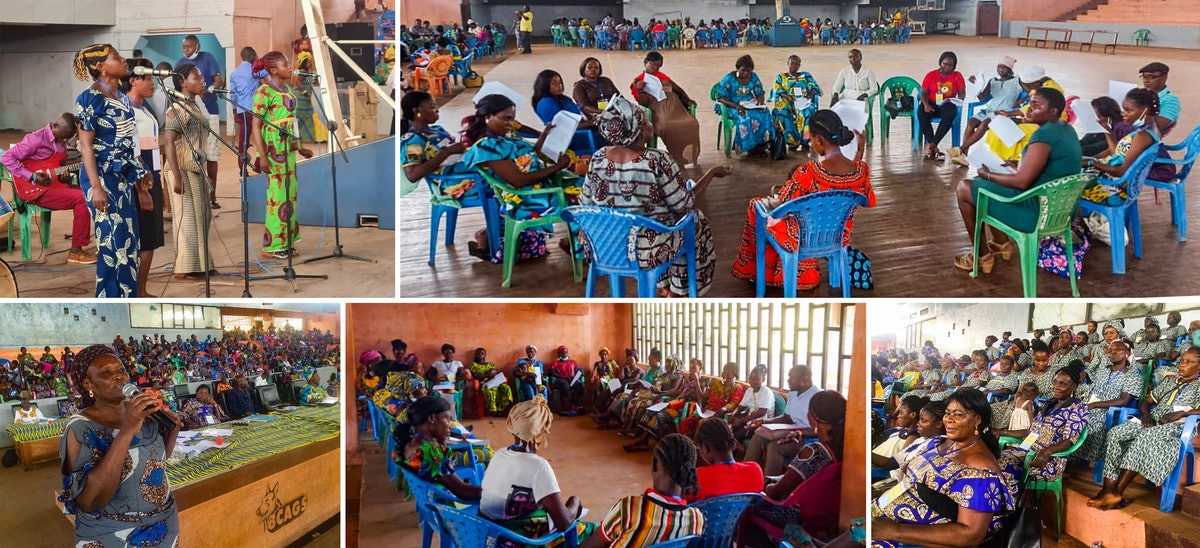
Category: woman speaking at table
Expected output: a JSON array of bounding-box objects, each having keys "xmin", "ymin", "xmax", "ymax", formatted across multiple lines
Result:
[{"xmin": 58, "ymin": 344, "xmax": 183, "ymax": 547}]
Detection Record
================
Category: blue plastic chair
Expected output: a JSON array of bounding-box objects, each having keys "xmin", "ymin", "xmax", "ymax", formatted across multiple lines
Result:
[
  {"xmin": 428, "ymin": 503, "xmax": 580, "ymax": 548},
  {"xmin": 1147, "ymin": 125, "xmax": 1200, "ymax": 242},
  {"xmin": 563, "ymin": 206, "xmax": 698, "ymax": 298},
  {"xmin": 649, "ymin": 535, "xmax": 701, "ymax": 548},
  {"xmin": 425, "ymin": 173, "xmax": 501, "ymax": 266},
  {"xmin": 753, "ymin": 190, "xmax": 869, "ymax": 298},
  {"xmin": 401, "ymin": 468, "xmax": 480, "ymax": 548},
  {"xmin": 630, "ymin": 28, "xmax": 648, "ymax": 51},
  {"xmin": 1077, "ymin": 144, "xmax": 1160, "ymax": 274},
  {"xmin": 653, "ymin": 31, "xmax": 668, "ymax": 49},
  {"xmin": 449, "ymin": 52, "xmax": 474, "ymax": 85},
  {"xmin": 912, "ymin": 96, "xmax": 963, "ymax": 152},
  {"xmin": 1092, "ymin": 401, "xmax": 1140, "ymax": 484},
  {"xmin": 689, "ymin": 493, "xmax": 762, "ymax": 548},
  {"xmin": 986, "ymin": 392, "xmax": 1013, "ymax": 403},
  {"xmin": 1160, "ymin": 414, "xmax": 1199, "ymax": 512}
]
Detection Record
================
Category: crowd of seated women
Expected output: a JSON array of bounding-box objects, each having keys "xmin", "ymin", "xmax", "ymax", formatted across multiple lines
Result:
[{"xmin": 871, "ymin": 312, "xmax": 1200, "ymax": 546}]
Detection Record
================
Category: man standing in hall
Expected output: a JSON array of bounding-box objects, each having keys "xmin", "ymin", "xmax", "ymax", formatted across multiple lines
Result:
[
  {"xmin": 0, "ymin": 113, "xmax": 96, "ymax": 264},
  {"xmin": 178, "ymin": 34, "xmax": 225, "ymax": 209},
  {"xmin": 519, "ymin": 5, "xmax": 534, "ymax": 54}
]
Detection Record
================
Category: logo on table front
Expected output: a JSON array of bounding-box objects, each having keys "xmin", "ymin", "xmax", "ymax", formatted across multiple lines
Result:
[{"xmin": 256, "ymin": 482, "xmax": 309, "ymax": 533}]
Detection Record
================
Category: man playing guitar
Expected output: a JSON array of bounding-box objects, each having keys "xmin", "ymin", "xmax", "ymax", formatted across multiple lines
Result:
[{"xmin": 0, "ymin": 113, "xmax": 96, "ymax": 264}]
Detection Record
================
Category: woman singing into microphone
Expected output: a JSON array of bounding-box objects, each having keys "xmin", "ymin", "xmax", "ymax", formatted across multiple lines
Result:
[
  {"xmin": 59, "ymin": 344, "xmax": 182, "ymax": 546},
  {"xmin": 250, "ymin": 51, "xmax": 314, "ymax": 259},
  {"xmin": 74, "ymin": 44, "xmax": 150, "ymax": 297},
  {"xmin": 162, "ymin": 63, "xmax": 216, "ymax": 279}
]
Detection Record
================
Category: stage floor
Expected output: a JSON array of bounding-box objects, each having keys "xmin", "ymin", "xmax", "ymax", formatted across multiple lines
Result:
[
  {"xmin": 0, "ymin": 133, "xmax": 395, "ymax": 298},
  {"xmin": 398, "ymin": 36, "xmax": 1200, "ymax": 298}
]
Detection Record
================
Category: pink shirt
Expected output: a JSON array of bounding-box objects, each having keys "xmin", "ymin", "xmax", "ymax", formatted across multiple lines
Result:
[
  {"xmin": 548, "ymin": 358, "xmax": 578, "ymax": 378},
  {"xmin": 0, "ymin": 125, "xmax": 66, "ymax": 182}
]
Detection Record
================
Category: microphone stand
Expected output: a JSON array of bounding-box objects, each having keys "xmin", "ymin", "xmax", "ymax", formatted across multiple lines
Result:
[{"xmin": 300, "ymin": 74, "xmax": 373, "ymax": 265}]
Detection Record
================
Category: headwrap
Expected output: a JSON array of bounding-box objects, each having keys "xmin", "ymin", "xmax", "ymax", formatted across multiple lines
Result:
[
  {"xmin": 68, "ymin": 344, "xmax": 119, "ymax": 408},
  {"xmin": 596, "ymin": 95, "xmax": 646, "ymax": 147},
  {"xmin": 359, "ymin": 349, "xmax": 382, "ymax": 365},
  {"xmin": 525, "ymin": 344, "xmax": 537, "ymax": 353},
  {"xmin": 1018, "ymin": 65, "xmax": 1046, "ymax": 84},
  {"xmin": 598, "ymin": 346, "xmax": 611, "ymax": 356},
  {"xmin": 507, "ymin": 394, "xmax": 554, "ymax": 447},
  {"xmin": 751, "ymin": 364, "xmax": 768, "ymax": 378},
  {"xmin": 1145, "ymin": 316, "xmax": 1160, "ymax": 326},
  {"xmin": 999, "ymin": 56, "xmax": 1016, "ymax": 70},
  {"xmin": 625, "ymin": 348, "xmax": 639, "ymax": 361},
  {"xmin": 1103, "ymin": 321, "xmax": 1127, "ymax": 339},
  {"xmin": 74, "ymin": 44, "xmax": 115, "ymax": 82},
  {"xmin": 557, "ymin": 345, "xmax": 569, "ymax": 356}
]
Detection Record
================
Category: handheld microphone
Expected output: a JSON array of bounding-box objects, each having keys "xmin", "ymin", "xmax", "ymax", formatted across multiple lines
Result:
[
  {"xmin": 122, "ymin": 383, "xmax": 178, "ymax": 432},
  {"xmin": 133, "ymin": 66, "xmax": 174, "ymax": 77},
  {"xmin": 207, "ymin": 86, "xmax": 232, "ymax": 96},
  {"xmin": 295, "ymin": 70, "xmax": 320, "ymax": 80}
]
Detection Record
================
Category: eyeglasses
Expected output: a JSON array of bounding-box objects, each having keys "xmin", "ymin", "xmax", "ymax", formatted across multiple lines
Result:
[{"xmin": 943, "ymin": 410, "xmax": 975, "ymax": 422}]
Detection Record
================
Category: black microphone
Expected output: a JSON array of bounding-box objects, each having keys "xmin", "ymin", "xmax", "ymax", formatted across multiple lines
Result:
[
  {"xmin": 207, "ymin": 86, "xmax": 232, "ymax": 96},
  {"xmin": 133, "ymin": 66, "xmax": 174, "ymax": 77},
  {"xmin": 122, "ymin": 383, "xmax": 178, "ymax": 432},
  {"xmin": 295, "ymin": 70, "xmax": 320, "ymax": 80}
]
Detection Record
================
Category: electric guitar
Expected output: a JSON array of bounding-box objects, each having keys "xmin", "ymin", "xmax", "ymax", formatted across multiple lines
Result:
[{"xmin": 11, "ymin": 152, "xmax": 82, "ymax": 202}]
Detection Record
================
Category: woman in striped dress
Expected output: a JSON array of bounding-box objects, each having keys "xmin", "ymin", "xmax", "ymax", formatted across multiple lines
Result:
[{"xmin": 162, "ymin": 63, "xmax": 216, "ymax": 278}]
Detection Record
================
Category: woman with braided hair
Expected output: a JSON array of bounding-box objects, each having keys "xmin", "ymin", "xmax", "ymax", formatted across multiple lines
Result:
[
  {"xmin": 73, "ymin": 44, "xmax": 151, "ymax": 297},
  {"xmin": 480, "ymin": 395, "xmax": 596, "ymax": 543},
  {"xmin": 58, "ymin": 344, "xmax": 182, "ymax": 547},
  {"xmin": 580, "ymin": 433, "xmax": 705, "ymax": 548},
  {"xmin": 250, "ymin": 51, "xmax": 315, "ymax": 259},
  {"xmin": 393, "ymin": 394, "xmax": 480, "ymax": 500}
]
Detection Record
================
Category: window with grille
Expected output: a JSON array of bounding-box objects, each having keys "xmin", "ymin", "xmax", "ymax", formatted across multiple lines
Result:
[{"xmin": 632, "ymin": 302, "xmax": 855, "ymax": 396}]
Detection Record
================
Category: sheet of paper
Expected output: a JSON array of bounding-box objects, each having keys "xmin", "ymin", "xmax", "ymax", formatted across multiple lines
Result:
[
  {"xmin": 987, "ymin": 115, "xmax": 1026, "ymax": 148},
  {"xmin": 947, "ymin": 98, "xmax": 965, "ymax": 107},
  {"xmin": 199, "ymin": 428, "xmax": 234, "ymax": 437},
  {"xmin": 791, "ymin": 97, "xmax": 812, "ymax": 111},
  {"xmin": 175, "ymin": 431, "xmax": 199, "ymax": 442},
  {"xmin": 761, "ymin": 423, "xmax": 802, "ymax": 431},
  {"xmin": 739, "ymin": 100, "xmax": 768, "ymax": 110},
  {"xmin": 638, "ymin": 379, "xmax": 651, "ymax": 388},
  {"xmin": 571, "ymin": 370, "xmax": 583, "ymax": 386},
  {"xmin": 839, "ymin": 135, "xmax": 859, "ymax": 162},
  {"xmin": 607, "ymin": 378, "xmax": 623, "ymax": 392},
  {"xmin": 549, "ymin": 508, "xmax": 589, "ymax": 533},
  {"xmin": 830, "ymin": 99, "xmax": 868, "ymax": 132},
  {"xmin": 697, "ymin": 409, "xmax": 716, "ymax": 419},
  {"xmin": 539, "ymin": 110, "xmax": 582, "ymax": 161},
  {"xmin": 535, "ymin": 369, "xmax": 543, "ymax": 386},
  {"xmin": 646, "ymin": 402, "xmax": 670, "ymax": 412},
  {"xmin": 432, "ymin": 382, "xmax": 456, "ymax": 391},
  {"xmin": 1074, "ymin": 101, "xmax": 1108, "ymax": 136},
  {"xmin": 473, "ymin": 81, "xmax": 526, "ymax": 112},
  {"xmin": 484, "ymin": 372, "xmax": 508, "ymax": 389},
  {"xmin": 1108, "ymin": 80, "xmax": 1138, "ymax": 102},
  {"xmin": 320, "ymin": 397, "xmax": 339, "ymax": 405},
  {"xmin": 642, "ymin": 73, "xmax": 667, "ymax": 102},
  {"xmin": 436, "ymin": 137, "xmax": 464, "ymax": 166},
  {"xmin": 965, "ymin": 72, "xmax": 988, "ymax": 102},
  {"xmin": 966, "ymin": 144, "xmax": 1017, "ymax": 175}
]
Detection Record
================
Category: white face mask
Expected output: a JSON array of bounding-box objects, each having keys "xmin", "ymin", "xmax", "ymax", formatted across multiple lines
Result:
[{"xmin": 186, "ymin": 51, "xmax": 199, "ymax": 61}]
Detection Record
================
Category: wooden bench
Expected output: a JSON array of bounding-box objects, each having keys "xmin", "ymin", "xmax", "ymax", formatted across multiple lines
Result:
[
  {"xmin": 1070, "ymin": 29, "xmax": 1119, "ymax": 53},
  {"xmin": 1017, "ymin": 26, "xmax": 1072, "ymax": 49}
]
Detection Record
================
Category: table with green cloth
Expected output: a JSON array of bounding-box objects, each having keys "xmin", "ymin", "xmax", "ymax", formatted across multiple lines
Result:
[{"xmin": 6, "ymin": 418, "xmax": 68, "ymax": 443}]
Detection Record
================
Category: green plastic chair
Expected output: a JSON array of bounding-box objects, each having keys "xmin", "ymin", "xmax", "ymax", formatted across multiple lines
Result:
[
  {"xmin": 0, "ymin": 156, "xmax": 54, "ymax": 261},
  {"xmin": 1022, "ymin": 426, "xmax": 1089, "ymax": 540},
  {"xmin": 476, "ymin": 168, "xmax": 583, "ymax": 288},
  {"xmin": 710, "ymin": 82, "xmax": 735, "ymax": 158},
  {"xmin": 642, "ymin": 106, "xmax": 659, "ymax": 149},
  {"xmin": 972, "ymin": 173, "xmax": 1094, "ymax": 298},
  {"xmin": 1133, "ymin": 28, "xmax": 1150, "ymax": 46},
  {"xmin": 871, "ymin": 76, "xmax": 920, "ymax": 146}
]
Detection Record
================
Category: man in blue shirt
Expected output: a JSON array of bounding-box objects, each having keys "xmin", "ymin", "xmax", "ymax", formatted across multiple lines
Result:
[
  {"xmin": 178, "ymin": 34, "xmax": 225, "ymax": 208},
  {"xmin": 227, "ymin": 47, "xmax": 259, "ymax": 171},
  {"xmin": 1139, "ymin": 62, "xmax": 1181, "ymax": 137}
]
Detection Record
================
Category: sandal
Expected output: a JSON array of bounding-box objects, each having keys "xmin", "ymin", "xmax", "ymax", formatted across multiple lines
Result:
[
  {"xmin": 988, "ymin": 240, "xmax": 1016, "ymax": 261},
  {"xmin": 210, "ymin": 201, "xmax": 221, "ymax": 209},
  {"xmin": 467, "ymin": 241, "xmax": 492, "ymax": 261},
  {"xmin": 924, "ymin": 151, "xmax": 946, "ymax": 162},
  {"xmin": 954, "ymin": 252, "xmax": 994, "ymax": 274}
]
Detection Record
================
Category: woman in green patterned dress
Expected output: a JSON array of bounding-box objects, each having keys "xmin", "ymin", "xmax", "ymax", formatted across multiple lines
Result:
[
  {"xmin": 468, "ymin": 347, "xmax": 513, "ymax": 416},
  {"xmin": 250, "ymin": 51, "xmax": 314, "ymax": 259}
]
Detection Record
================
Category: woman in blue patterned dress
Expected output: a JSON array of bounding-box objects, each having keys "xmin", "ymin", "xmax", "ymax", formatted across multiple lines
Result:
[
  {"xmin": 59, "ymin": 344, "xmax": 182, "ymax": 547},
  {"xmin": 772, "ymin": 55, "xmax": 822, "ymax": 150},
  {"xmin": 714, "ymin": 55, "xmax": 774, "ymax": 155},
  {"xmin": 871, "ymin": 388, "xmax": 1015, "ymax": 547},
  {"xmin": 995, "ymin": 363, "xmax": 1087, "ymax": 491},
  {"xmin": 400, "ymin": 90, "xmax": 471, "ymax": 197},
  {"xmin": 73, "ymin": 44, "xmax": 149, "ymax": 298}
]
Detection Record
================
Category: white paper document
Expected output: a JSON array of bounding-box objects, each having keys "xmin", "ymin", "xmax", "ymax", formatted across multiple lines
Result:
[
  {"xmin": 473, "ymin": 81, "xmax": 526, "ymax": 112},
  {"xmin": 199, "ymin": 428, "xmax": 234, "ymax": 437},
  {"xmin": 830, "ymin": 99, "xmax": 868, "ymax": 131},
  {"xmin": 607, "ymin": 378, "xmax": 623, "ymax": 392},
  {"xmin": 987, "ymin": 115, "xmax": 1027, "ymax": 148},
  {"xmin": 571, "ymin": 370, "xmax": 583, "ymax": 386},
  {"xmin": 319, "ymin": 397, "xmax": 339, "ymax": 405},
  {"xmin": 642, "ymin": 73, "xmax": 667, "ymax": 102},
  {"xmin": 539, "ymin": 110, "xmax": 582, "ymax": 161},
  {"xmin": 964, "ymin": 72, "xmax": 988, "ymax": 102},
  {"xmin": 437, "ymin": 138, "xmax": 463, "ymax": 166},
  {"xmin": 484, "ymin": 372, "xmax": 508, "ymax": 389},
  {"xmin": 788, "ymin": 96, "xmax": 810, "ymax": 111},
  {"xmin": 762, "ymin": 423, "xmax": 802, "ymax": 431},
  {"xmin": 549, "ymin": 508, "xmax": 589, "ymax": 533},
  {"xmin": 739, "ymin": 100, "xmax": 768, "ymax": 110},
  {"xmin": 1108, "ymin": 80, "xmax": 1138, "ymax": 102},
  {"xmin": 966, "ymin": 144, "xmax": 1017, "ymax": 175},
  {"xmin": 646, "ymin": 402, "xmax": 670, "ymax": 412},
  {"xmin": 697, "ymin": 409, "xmax": 716, "ymax": 419},
  {"xmin": 1074, "ymin": 101, "xmax": 1108, "ymax": 136},
  {"xmin": 432, "ymin": 382, "xmax": 456, "ymax": 391},
  {"xmin": 534, "ymin": 369, "xmax": 543, "ymax": 386},
  {"xmin": 638, "ymin": 379, "xmax": 652, "ymax": 388}
]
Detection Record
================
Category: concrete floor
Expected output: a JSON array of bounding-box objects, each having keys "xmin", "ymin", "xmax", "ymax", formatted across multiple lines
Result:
[
  {"xmin": 0, "ymin": 131, "xmax": 395, "ymax": 298},
  {"xmin": 0, "ymin": 451, "xmax": 340, "ymax": 548}
]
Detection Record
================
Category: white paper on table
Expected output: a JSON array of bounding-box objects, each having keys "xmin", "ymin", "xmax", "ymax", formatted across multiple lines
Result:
[
  {"xmin": 539, "ymin": 110, "xmax": 582, "ymax": 161},
  {"xmin": 646, "ymin": 402, "xmax": 670, "ymax": 412},
  {"xmin": 571, "ymin": 370, "xmax": 583, "ymax": 386},
  {"xmin": 484, "ymin": 372, "xmax": 508, "ymax": 389},
  {"xmin": 1074, "ymin": 101, "xmax": 1108, "ymax": 136},
  {"xmin": 320, "ymin": 397, "xmax": 339, "ymax": 405},
  {"xmin": 473, "ymin": 81, "xmax": 526, "ymax": 112},
  {"xmin": 175, "ymin": 431, "xmax": 199, "ymax": 442},
  {"xmin": 697, "ymin": 409, "xmax": 716, "ymax": 419},
  {"xmin": 761, "ymin": 423, "xmax": 802, "ymax": 431},
  {"xmin": 642, "ymin": 73, "xmax": 667, "ymax": 102},
  {"xmin": 739, "ymin": 100, "xmax": 768, "ymax": 110},
  {"xmin": 607, "ymin": 378, "xmax": 623, "ymax": 392},
  {"xmin": 966, "ymin": 145, "xmax": 1017, "ymax": 175},
  {"xmin": 200, "ymin": 428, "xmax": 234, "ymax": 437},
  {"xmin": 830, "ymin": 99, "xmax": 868, "ymax": 132},
  {"xmin": 987, "ymin": 115, "xmax": 1026, "ymax": 148},
  {"xmin": 1108, "ymin": 80, "xmax": 1138, "ymax": 102}
]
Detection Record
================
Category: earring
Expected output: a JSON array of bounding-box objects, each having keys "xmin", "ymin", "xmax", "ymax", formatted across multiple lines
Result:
[{"xmin": 88, "ymin": 390, "xmax": 94, "ymax": 397}]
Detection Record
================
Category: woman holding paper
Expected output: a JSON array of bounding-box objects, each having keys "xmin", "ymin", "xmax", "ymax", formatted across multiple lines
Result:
[
  {"xmin": 713, "ymin": 55, "xmax": 774, "ymax": 156},
  {"xmin": 917, "ymin": 51, "xmax": 966, "ymax": 161},
  {"xmin": 994, "ymin": 362, "xmax": 1086, "ymax": 493},
  {"xmin": 466, "ymin": 347, "xmax": 513, "ymax": 416},
  {"xmin": 531, "ymin": 69, "xmax": 605, "ymax": 155},
  {"xmin": 631, "ymin": 51, "xmax": 701, "ymax": 167},
  {"xmin": 1079, "ymin": 88, "xmax": 1167, "ymax": 205},
  {"xmin": 1088, "ymin": 347, "xmax": 1200, "ymax": 510},
  {"xmin": 771, "ymin": 55, "xmax": 822, "ymax": 151},
  {"xmin": 953, "ymin": 87, "xmax": 1081, "ymax": 274},
  {"xmin": 678, "ymin": 362, "xmax": 745, "ymax": 438}
]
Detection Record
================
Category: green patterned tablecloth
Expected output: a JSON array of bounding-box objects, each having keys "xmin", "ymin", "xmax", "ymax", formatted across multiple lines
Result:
[{"xmin": 6, "ymin": 419, "xmax": 67, "ymax": 443}]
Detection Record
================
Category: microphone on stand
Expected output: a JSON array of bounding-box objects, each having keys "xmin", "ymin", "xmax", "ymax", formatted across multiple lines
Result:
[
  {"xmin": 121, "ymin": 383, "xmax": 178, "ymax": 432},
  {"xmin": 295, "ymin": 70, "xmax": 320, "ymax": 80},
  {"xmin": 164, "ymin": 88, "xmax": 192, "ymax": 101},
  {"xmin": 133, "ymin": 66, "xmax": 174, "ymax": 77},
  {"xmin": 207, "ymin": 86, "xmax": 233, "ymax": 96}
]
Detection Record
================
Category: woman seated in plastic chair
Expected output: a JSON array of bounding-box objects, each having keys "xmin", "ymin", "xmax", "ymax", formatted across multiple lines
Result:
[
  {"xmin": 589, "ymin": 346, "xmax": 620, "ymax": 414},
  {"xmin": 580, "ymin": 96, "xmax": 729, "ymax": 297},
  {"xmin": 400, "ymin": 90, "xmax": 470, "ymax": 187},
  {"xmin": 479, "ymin": 395, "xmax": 598, "ymax": 542},
  {"xmin": 462, "ymin": 94, "xmax": 578, "ymax": 263},
  {"xmin": 686, "ymin": 418, "xmax": 764, "ymax": 503},
  {"xmin": 952, "ymin": 66, "xmax": 1066, "ymax": 165},
  {"xmin": 572, "ymin": 58, "xmax": 622, "ymax": 118},
  {"xmin": 744, "ymin": 390, "xmax": 847, "ymax": 547},
  {"xmin": 713, "ymin": 55, "xmax": 774, "ymax": 157},
  {"xmin": 678, "ymin": 361, "xmax": 746, "ymax": 439},
  {"xmin": 512, "ymin": 344, "xmax": 545, "ymax": 403},
  {"xmin": 594, "ymin": 349, "xmax": 648, "ymax": 417},
  {"xmin": 395, "ymin": 395, "xmax": 482, "ymax": 501},
  {"xmin": 466, "ymin": 346, "xmax": 514, "ymax": 417},
  {"xmin": 631, "ymin": 51, "xmax": 701, "ymax": 168},
  {"xmin": 874, "ymin": 400, "xmax": 947, "ymax": 487},
  {"xmin": 994, "ymin": 363, "xmax": 1087, "ymax": 496},
  {"xmin": 578, "ymin": 434, "xmax": 705, "ymax": 548},
  {"xmin": 872, "ymin": 395, "xmax": 928, "ymax": 463},
  {"xmin": 917, "ymin": 51, "xmax": 966, "ymax": 162},
  {"xmin": 772, "ymin": 55, "xmax": 822, "ymax": 152},
  {"xmin": 622, "ymin": 357, "xmax": 709, "ymax": 453},
  {"xmin": 1088, "ymin": 347, "xmax": 1200, "ymax": 510},
  {"xmin": 531, "ymin": 69, "xmax": 606, "ymax": 157},
  {"xmin": 872, "ymin": 389, "xmax": 1017, "ymax": 548},
  {"xmin": 731, "ymin": 110, "xmax": 872, "ymax": 291},
  {"xmin": 952, "ymin": 87, "xmax": 1081, "ymax": 274},
  {"xmin": 1079, "ymin": 88, "xmax": 1171, "ymax": 205}
]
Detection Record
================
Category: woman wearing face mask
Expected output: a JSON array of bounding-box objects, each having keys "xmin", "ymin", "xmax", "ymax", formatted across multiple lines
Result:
[
  {"xmin": 731, "ymin": 109, "xmax": 872, "ymax": 290},
  {"xmin": 1080, "ymin": 88, "xmax": 1166, "ymax": 205}
]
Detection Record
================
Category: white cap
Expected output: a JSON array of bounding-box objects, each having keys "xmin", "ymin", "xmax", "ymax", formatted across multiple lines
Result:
[{"xmin": 1019, "ymin": 66, "xmax": 1046, "ymax": 84}]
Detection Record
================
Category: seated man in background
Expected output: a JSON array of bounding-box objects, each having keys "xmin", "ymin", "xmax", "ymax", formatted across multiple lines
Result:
[
  {"xmin": 0, "ymin": 113, "xmax": 95, "ymax": 264},
  {"xmin": 14, "ymin": 391, "xmax": 46, "ymax": 423},
  {"xmin": 744, "ymin": 365, "xmax": 820, "ymax": 476},
  {"xmin": 225, "ymin": 375, "xmax": 257, "ymax": 418}
]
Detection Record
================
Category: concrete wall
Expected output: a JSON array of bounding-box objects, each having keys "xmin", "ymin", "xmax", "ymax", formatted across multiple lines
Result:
[
  {"xmin": 347, "ymin": 303, "xmax": 633, "ymax": 378},
  {"xmin": 0, "ymin": 304, "xmax": 223, "ymax": 349},
  {"xmin": 1000, "ymin": 0, "xmax": 1095, "ymax": 23},
  {"xmin": 1003, "ymin": 20, "xmax": 1200, "ymax": 50},
  {"xmin": 2, "ymin": 0, "xmax": 117, "ymax": 25}
]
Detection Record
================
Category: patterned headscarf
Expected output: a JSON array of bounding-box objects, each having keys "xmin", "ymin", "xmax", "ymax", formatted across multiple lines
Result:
[
  {"xmin": 595, "ymin": 95, "xmax": 646, "ymax": 147},
  {"xmin": 1103, "ymin": 321, "xmax": 1127, "ymax": 339},
  {"xmin": 68, "ymin": 344, "xmax": 119, "ymax": 408},
  {"xmin": 525, "ymin": 344, "xmax": 537, "ymax": 353},
  {"xmin": 1145, "ymin": 316, "xmax": 1160, "ymax": 326},
  {"xmin": 507, "ymin": 394, "xmax": 554, "ymax": 447},
  {"xmin": 73, "ymin": 44, "xmax": 115, "ymax": 82},
  {"xmin": 557, "ymin": 345, "xmax": 569, "ymax": 356},
  {"xmin": 359, "ymin": 349, "xmax": 382, "ymax": 365},
  {"xmin": 598, "ymin": 346, "xmax": 611, "ymax": 356},
  {"xmin": 625, "ymin": 348, "xmax": 639, "ymax": 361}
]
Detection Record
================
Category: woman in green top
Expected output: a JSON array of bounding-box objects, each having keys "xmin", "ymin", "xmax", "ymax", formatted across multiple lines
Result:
[
  {"xmin": 953, "ymin": 87, "xmax": 1081, "ymax": 274},
  {"xmin": 468, "ymin": 347, "xmax": 513, "ymax": 416}
]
